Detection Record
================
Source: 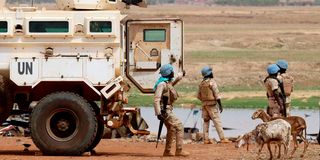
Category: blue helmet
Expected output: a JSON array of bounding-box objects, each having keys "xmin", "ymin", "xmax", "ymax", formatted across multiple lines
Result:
[
  {"xmin": 276, "ymin": 60, "xmax": 288, "ymax": 70},
  {"xmin": 267, "ymin": 64, "xmax": 280, "ymax": 75},
  {"xmin": 160, "ymin": 64, "xmax": 174, "ymax": 77},
  {"xmin": 201, "ymin": 66, "xmax": 213, "ymax": 77}
]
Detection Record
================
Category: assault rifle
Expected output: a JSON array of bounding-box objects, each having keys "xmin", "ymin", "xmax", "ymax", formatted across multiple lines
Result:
[{"xmin": 156, "ymin": 96, "xmax": 168, "ymax": 148}]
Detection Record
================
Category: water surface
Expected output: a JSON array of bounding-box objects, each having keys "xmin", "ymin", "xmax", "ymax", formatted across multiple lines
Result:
[{"xmin": 140, "ymin": 107, "xmax": 320, "ymax": 139}]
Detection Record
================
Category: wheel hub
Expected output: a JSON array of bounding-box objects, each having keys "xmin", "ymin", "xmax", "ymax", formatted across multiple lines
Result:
[
  {"xmin": 57, "ymin": 119, "xmax": 69, "ymax": 131},
  {"xmin": 46, "ymin": 109, "xmax": 79, "ymax": 142}
]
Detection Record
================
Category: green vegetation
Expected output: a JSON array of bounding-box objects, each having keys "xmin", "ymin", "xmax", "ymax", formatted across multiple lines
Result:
[
  {"xmin": 223, "ymin": 97, "xmax": 319, "ymax": 109},
  {"xmin": 127, "ymin": 88, "xmax": 319, "ymax": 109},
  {"xmin": 176, "ymin": 84, "xmax": 320, "ymax": 92},
  {"xmin": 127, "ymin": 92, "xmax": 153, "ymax": 107},
  {"xmin": 176, "ymin": 84, "xmax": 264, "ymax": 92},
  {"xmin": 186, "ymin": 50, "xmax": 320, "ymax": 63},
  {"xmin": 291, "ymin": 96, "xmax": 320, "ymax": 109}
]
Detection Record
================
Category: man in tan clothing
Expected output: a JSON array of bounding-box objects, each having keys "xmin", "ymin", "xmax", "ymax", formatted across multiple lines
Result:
[
  {"xmin": 154, "ymin": 64, "xmax": 189, "ymax": 157},
  {"xmin": 276, "ymin": 60, "xmax": 294, "ymax": 117},
  {"xmin": 197, "ymin": 66, "xmax": 231, "ymax": 144},
  {"xmin": 264, "ymin": 64, "xmax": 285, "ymax": 117}
]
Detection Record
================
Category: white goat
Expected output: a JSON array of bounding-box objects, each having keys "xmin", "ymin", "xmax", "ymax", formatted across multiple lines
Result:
[
  {"xmin": 252, "ymin": 109, "xmax": 309, "ymax": 158},
  {"xmin": 236, "ymin": 119, "xmax": 291, "ymax": 160}
]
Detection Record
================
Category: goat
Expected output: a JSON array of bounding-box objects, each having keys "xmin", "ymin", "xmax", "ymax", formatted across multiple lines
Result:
[
  {"xmin": 236, "ymin": 119, "xmax": 291, "ymax": 160},
  {"xmin": 251, "ymin": 109, "xmax": 309, "ymax": 158}
]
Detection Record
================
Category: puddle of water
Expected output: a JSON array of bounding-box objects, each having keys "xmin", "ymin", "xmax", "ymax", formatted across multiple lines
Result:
[{"xmin": 140, "ymin": 107, "xmax": 320, "ymax": 139}]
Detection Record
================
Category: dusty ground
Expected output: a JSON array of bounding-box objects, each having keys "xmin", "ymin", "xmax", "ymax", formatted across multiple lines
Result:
[{"xmin": 0, "ymin": 137, "xmax": 319, "ymax": 160}]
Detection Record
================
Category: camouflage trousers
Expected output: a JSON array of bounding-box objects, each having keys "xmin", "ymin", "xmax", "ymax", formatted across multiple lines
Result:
[
  {"xmin": 202, "ymin": 105, "xmax": 225, "ymax": 141},
  {"xmin": 267, "ymin": 98, "xmax": 283, "ymax": 117},
  {"xmin": 163, "ymin": 110, "xmax": 184, "ymax": 152}
]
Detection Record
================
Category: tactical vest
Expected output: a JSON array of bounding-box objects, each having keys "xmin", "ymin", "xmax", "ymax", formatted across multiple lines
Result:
[
  {"xmin": 199, "ymin": 79, "xmax": 215, "ymax": 101},
  {"xmin": 163, "ymin": 83, "xmax": 178, "ymax": 105},
  {"xmin": 281, "ymin": 74, "xmax": 294, "ymax": 96}
]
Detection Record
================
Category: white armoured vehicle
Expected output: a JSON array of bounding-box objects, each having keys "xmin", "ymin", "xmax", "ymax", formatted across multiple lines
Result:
[{"xmin": 0, "ymin": 0, "xmax": 184, "ymax": 155}]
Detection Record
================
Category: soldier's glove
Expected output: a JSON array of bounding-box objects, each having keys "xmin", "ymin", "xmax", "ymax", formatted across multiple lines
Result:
[{"xmin": 157, "ymin": 115, "xmax": 165, "ymax": 121}]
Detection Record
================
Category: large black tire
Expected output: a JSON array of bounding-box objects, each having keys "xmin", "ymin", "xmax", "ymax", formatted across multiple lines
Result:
[
  {"xmin": 30, "ymin": 92, "xmax": 97, "ymax": 155},
  {"xmin": 0, "ymin": 75, "xmax": 12, "ymax": 124},
  {"xmin": 85, "ymin": 102, "xmax": 104, "ymax": 152}
]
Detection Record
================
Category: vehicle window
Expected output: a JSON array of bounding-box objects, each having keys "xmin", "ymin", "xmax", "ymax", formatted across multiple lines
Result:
[
  {"xmin": 0, "ymin": 21, "xmax": 8, "ymax": 33},
  {"xmin": 90, "ymin": 21, "xmax": 112, "ymax": 33},
  {"xmin": 29, "ymin": 21, "xmax": 69, "ymax": 33},
  {"xmin": 144, "ymin": 29, "xmax": 166, "ymax": 42}
]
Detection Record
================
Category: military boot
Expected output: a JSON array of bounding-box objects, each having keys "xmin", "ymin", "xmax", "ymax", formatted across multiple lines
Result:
[
  {"xmin": 203, "ymin": 139, "xmax": 214, "ymax": 144},
  {"xmin": 220, "ymin": 138, "xmax": 232, "ymax": 143},
  {"xmin": 175, "ymin": 149, "xmax": 190, "ymax": 157},
  {"xmin": 163, "ymin": 150, "xmax": 174, "ymax": 157}
]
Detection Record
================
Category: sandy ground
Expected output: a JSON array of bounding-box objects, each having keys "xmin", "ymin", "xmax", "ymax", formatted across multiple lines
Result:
[{"xmin": 0, "ymin": 137, "xmax": 319, "ymax": 160}]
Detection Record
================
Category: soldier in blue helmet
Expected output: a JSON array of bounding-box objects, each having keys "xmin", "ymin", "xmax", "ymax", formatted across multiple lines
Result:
[
  {"xmin": 197, "ymin": 66, "xmax": 231, "ymax": 144},
  {"xmin": 264, "ymin": 64, "xmax": 285, "ymax": 117},
  {"xmin": 153, "ymin": 64, "xmax": 189, "ymax": 157},
  {"xmin": 276, "ymin": 60, "xmax": 294, "ymax": 116}
]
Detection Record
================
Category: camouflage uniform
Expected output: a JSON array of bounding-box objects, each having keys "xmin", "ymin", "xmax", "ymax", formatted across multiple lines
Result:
[
  {"xmin": 264, "ymin": 77, "xmax": 284, "ymax": 117},
  {"xmin": 197, "ymin": 78, "xmax": 225, "ymax": 142},
  {"xmin": 154, "ymin": 74, "xmax": 188, "ymax": 156},
  {"xmin": 278, "ymin": 73, "xmax": 294, "ymax": 116}
]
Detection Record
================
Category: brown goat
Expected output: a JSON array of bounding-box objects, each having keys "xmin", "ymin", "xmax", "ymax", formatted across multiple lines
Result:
[{"xmin": 251, "ymin": 109, "xmax": 309, "ymax": 158}]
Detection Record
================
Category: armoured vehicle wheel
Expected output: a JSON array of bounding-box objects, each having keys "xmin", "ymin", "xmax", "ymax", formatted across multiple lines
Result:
[
  {"xmin": 30, "ymin": 92, "xmax": 97, "ymax": 155},
  {"xmin": 86, "ymin": 116, "xmax": 104, "ymax": 151},
  {"xmin": 0, "ymin": 75, "xmax": 12, "ymax": 124},
  {"xmin": 86, "ymin": 102, "xmax": 104, "ymax": 152}
]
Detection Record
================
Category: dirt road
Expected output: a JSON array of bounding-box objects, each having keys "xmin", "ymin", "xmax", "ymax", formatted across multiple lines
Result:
[{"xmin": 0, "ymin": 137, "xmax": 319, "ymax": 160}]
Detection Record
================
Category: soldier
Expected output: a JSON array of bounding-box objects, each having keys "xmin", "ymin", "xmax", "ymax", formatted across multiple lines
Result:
[
  {"xmin": 276, "ymin": 60, "xmax": 294, "ymax": 116},
  {"xmin": 197, "ymin": 66, "xmax": 231, "ymax": 144},
  {"xmin": 264, "ymin": 64, "xmax": 285, "ymax": 117},
  {"xmin": 153, "ymin": 64, "xmax": 189, "ymax": 157}
]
